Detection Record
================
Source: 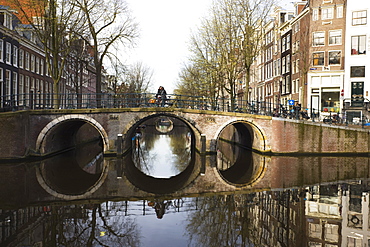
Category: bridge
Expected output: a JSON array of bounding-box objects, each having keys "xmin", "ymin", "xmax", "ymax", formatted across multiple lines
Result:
[{"xmin": 1, "ymin": 106, "xmax": 370, "ymax": 160}]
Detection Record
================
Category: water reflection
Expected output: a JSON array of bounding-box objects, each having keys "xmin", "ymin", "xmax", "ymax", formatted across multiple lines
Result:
[
  {"xmin": 37, "ymin": 140, "xmax": 106, "ymax": 196},
  {"xmin": 3, "ymin": 179, "xmax": 370, "ymax": 246},
  {"xmin": 131, "ymin": 117, "xmax": 192, "ymax": 178},
  {"xmin": 3, "ymin": 124, "xmax": 370, "ymax": 246}
]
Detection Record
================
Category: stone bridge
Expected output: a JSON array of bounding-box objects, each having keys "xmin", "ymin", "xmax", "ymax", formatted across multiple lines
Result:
[{"xmin": 1, "ymin": 107, "xmax": 370, "ymax": 160}]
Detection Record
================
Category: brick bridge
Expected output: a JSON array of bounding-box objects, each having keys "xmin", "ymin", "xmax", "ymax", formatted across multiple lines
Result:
[{"xmin": 1, "ymin": 107, "xmax": 370, "ymax": 160}]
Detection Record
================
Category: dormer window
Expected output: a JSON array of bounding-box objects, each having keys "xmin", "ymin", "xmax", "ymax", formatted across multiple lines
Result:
[{"xmin": 0, "ymin": 11, "xmax": 12, "ymax": 30}]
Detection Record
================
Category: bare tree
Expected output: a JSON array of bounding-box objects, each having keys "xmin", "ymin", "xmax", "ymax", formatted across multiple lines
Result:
[
  {"xmin": 178, "ymin": 0, "xmax": 275, "ymax": 110},
  {"xmin": 9, "ymin": 0, "xmax": 85, "ymax": 108},
  {"xmin": 117, "ymin": 62, "xmax": 153, "ymax": 94},
  {"xmin": 73, "ymin": 0, "xmax": 139, "ymax": 107}
]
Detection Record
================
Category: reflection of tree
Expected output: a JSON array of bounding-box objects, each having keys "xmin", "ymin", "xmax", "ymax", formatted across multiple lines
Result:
[
  {"xmin": 169, "ymin": 128, "xmax": 191, "ymax": 172},
  {"xmin": 132, "ymin": 123, "xmax": 192, "ymax": 175},
  {"xmin": 132, "ymin": 127, "xmax": 159, "ymax": 173},
  {"xmin": 44, "ymin": 203, "xmax": 140, "ymax": 246},
  {"xmin": 186, "ymin": 195, "xmax": 246, "ymax": 246}
]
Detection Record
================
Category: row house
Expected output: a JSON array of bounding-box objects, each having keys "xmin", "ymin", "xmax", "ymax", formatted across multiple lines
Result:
[
  {"xmin": 0, "ymin": 6, "xmax": 58, "ymax": 110},
  {"xmin": 343, "ymin": 0, "xmax": 370, "ymax": 121},
  {"xmin": 0, "ymin": 4, "xmax": 101, "ymax": 110},
  {"xmin": 306, "ymin": 0, "xmax": 346, "ymax": 118},
  {"xmin": 250, "ymin": 0, "xmax": 370, "ymax": 121}
]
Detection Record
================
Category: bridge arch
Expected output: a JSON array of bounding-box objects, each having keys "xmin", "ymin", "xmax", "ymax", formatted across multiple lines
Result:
[
  {"xmin": 121, "ymin": 112, "xmax": 203, "ymax": 152},
  {"xmin": 36, "ymin": 114, "xmax": 109, "ymax": 155},
  {"xmin": 213, "ymin": 119, "xmax": 268, "ymax": 152}
]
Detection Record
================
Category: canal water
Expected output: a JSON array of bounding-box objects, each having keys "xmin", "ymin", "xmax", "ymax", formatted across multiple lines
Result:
[{"xmin": 1, "ymin": 116, "xmax": 370, "ymax": 246}]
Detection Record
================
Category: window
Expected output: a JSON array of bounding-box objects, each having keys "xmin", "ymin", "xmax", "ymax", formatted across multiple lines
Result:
[
  {"xmin": 322, "ymin": 8, "xmax": 333, "ymax": 20},
  {"xmin": 5, "ymin": 70, "xmax": 10, "ymax": 97},
  {"xmin": 351, "ymin": 35, "xmax": 366, "ymax": 55},
  {"xmin": 286, "ymin": 55, "xmax": 290, "ymax": 73},
  {"xmin": 337, "ymin": 6, "xmax": 343, "ymax": 18},
  {"xmin": 12, "ymin": 72, "xmax": 17, "ymax": 96},
  {"xmin": 19, "ymin": 74, "xmax": 24, "ymax": 95},
  {"xmin": 282, "ymin": 56, "xmax": 286, "ymax": 74},
  {"xmin": 351, "ymin": 66, "xmax": 365, "ymax": 77},
  {"xmin": 0, "ymin": 12, "xmax": 12, "ymax": 29},
  {"xmin": 313, "ymin": 32, "xmax": 325, "ymax": 46},
  {"xmin": 31, "ymin": 54, "xmax": 35, "ymax": 72},
  {"xmin": 25, "ymin": 52, "xmax": 29, "ymax": 70},
  {"xmin": 313, "ymin": 52, "xmax": 324, "ymax": 66},
  {"xmin": 5, "ymin": 42, "xmax": 11, "ymax": 64},
  {"xmin": 296, "ymin": 59, "xmax": 300, "ymax": 72},
  {"xmin": 329, "ymin": 30, "xmax": 342, "ymax": 45},
  {"xmin": 12, "ymin": 45, "xmax": 17, "ymax": 66},
  {"xmin": 25, "ymin": 76, "xmax": 30, "ymax": 94},
  {"xmin": 313, "ymin": 9, "xmax": 319, "ymax": 21},
  {"xmin": 352, "ymin": 10, "xmax": 367, "ymax": 25},
  {"xmin": 347, "ymin": 237, "xmax": 362, "ymax": 247},
  {"xmin": 19, "ymin": 49, "xmax": 24, "ymax": 68},
  {"xmin": 0, "ymin": 40, "xmax": 3, "ymax": 62},
  {"xmin": 329, "ymin": 51, "xmax": 341, "ymax": 65},
  {"xmin": 40, "ymin": 59, "xmax": 44, "ymax": 75},
  {"xmin": 36, "ymin": 57, "xmax": 39, "ymax": 74}
]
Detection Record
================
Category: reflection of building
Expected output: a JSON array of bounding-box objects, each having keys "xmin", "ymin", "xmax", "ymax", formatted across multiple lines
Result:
[
  {"xmin": 341, "ymin": 181, "xmax": 370, "ymax": 246},
  {"xmin": 305, "ymin": 184, "xmax": 342, "ymax": 246}
]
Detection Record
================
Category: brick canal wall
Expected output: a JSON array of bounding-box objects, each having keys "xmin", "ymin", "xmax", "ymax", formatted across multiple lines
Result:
[{"xmin": 270, "ymin": 118, "xmax": 370, "ymax": 154}]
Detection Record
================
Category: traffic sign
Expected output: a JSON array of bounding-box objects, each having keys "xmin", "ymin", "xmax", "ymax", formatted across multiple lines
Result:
[{"xmin": 288, "ymin": 100, "xmax": 295, "ymax": 106}]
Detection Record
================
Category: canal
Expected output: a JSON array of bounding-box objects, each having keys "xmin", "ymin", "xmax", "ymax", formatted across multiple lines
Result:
[{"xmin": 0, "ymin": 115, "xmax": 369, "ymax": 246}]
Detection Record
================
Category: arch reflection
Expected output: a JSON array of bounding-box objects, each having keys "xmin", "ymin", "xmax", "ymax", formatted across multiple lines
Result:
[
  {"xmin": 37, "ymin": 140, "xmax": 108, "ymax": 197},
  {"xmin": 216, "ymin": 123, "xmax": 264, "ymax": 186},
  {"xmin": 123, "ymin": 116, "xmax": 199, "ymax": 194}
]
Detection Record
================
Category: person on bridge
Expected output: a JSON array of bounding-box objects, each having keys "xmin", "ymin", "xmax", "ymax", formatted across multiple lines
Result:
[{"xmin": 156, "ymin": 86, "xmax": 167, "ymax": 107}]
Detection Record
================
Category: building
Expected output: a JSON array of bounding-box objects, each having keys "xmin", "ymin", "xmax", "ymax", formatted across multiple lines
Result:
[
  {"xmin": 343, "ymin": 0, "xmax": 370, "ymax": 122},
  {"xmin": 306, "ymin": 0, "xmax": 346, "ymax": 119}
]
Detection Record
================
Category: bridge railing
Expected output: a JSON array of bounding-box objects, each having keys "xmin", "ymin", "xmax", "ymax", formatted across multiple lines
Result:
[{"xmin": 1, "ymin": 92, "xmax": 367, "ymax": 126}]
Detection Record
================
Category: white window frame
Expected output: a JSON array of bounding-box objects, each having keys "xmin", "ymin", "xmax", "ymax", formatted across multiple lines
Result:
[
  {"xmin": 12, "ymin": 45, "xmax": 18, "ymax": 67},
  {"xmin": 337, "ymin": 6, "xmax": 343, "ymax": 18},
  {"xmin": 12, "ymin": 71, "xmax": 17, "ymax": 97},
  {"xmin": 313, "ymin": 52, "xmax": 325, "ymax": 66},
  {"xmin": 5, "ymin": 42, "xmax": 11, "ymax": 64},
  {"xmin": 40, "ymin": 59, "xmax": 44, "ymax": 75},
  {"xmin": 36, "ymin": 57, "xmax": 39, "ymax": 74},
  {"xmin": 25, "ymin": 52, "xmax": 29, "ymax": 70},
  {"xmin": 352, "ymin": 10, "xmax": 367, "ymax": 26},
  {"xmin": 313, "ymin": 31, "xmax": 325, "ymax": 46},
  {"xmin": 31, "ymin": 54, "xmax": 35, "ymax": 72},
  {"xmin": 329, "ymin": 30, "xmax": 342, "ymax": 45},
  {"xmin": 322, "ymin": 8, "xmax": 334, "ymax": 20},
  {"xmin": 0, "ymin": 40, "xmax": 3, "ymax": 62},
  {"xmin": 19, "ymin": 74, "xmax": 24, "ymax": 95},
  {"xmin": 329, "ymin": 51, "xmax": 341, "ymax": 65},
  {"xmin": 19, "ymin": 49, "xmax": 24, "ymax": 68},
  {"xmin": 313, "ymin": 9, "xmax": 319, "ymax": 21},
  {"xmin": 351, "ymin": 35, "xmax": 367, "ymax": 55},
  {"xmin": 5, "ymin": 70, "xmax": 10, "ymax": 97}
]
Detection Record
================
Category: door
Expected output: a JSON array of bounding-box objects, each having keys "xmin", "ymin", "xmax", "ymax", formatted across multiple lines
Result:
[{"xmin": 351, "ymin": 82, "xmax": 364, "ymax": 107}]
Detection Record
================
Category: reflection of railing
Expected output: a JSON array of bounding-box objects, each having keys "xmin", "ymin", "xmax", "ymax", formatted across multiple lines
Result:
[{"xmin": 99, "ymin": 198, "xmax": 198, "ymax": 217}]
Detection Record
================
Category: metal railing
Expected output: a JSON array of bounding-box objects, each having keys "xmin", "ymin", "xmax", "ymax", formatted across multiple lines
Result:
[{"xmin": 0, "ymin": 92, "xmax": 368, "ymax": 126}]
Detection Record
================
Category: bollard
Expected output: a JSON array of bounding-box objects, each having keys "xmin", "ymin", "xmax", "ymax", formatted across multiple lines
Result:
[
  {"xmin": 201, "ymin": 134, "xmax": 206, "ymax": 154},
  {"xmin": 200, "ymin": 155, "xmax": 206, "ymax": 176},
  {"xmin": 116, "ymin": 158, "xmax": 123, "ymax": 179},
  {"xmin": 117, "ymin": 134, "xmax": 123, "ymax": 156}
]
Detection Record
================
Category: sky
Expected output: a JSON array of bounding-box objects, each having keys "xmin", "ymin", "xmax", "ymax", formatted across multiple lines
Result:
[{"xmin": 124, "ymin": 0, "xmax": 294, "ymax": 94}]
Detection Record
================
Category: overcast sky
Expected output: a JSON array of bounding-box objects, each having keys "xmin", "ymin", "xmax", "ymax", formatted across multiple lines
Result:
[{"xmin": 124, "ymin": 0, "xmax": 294, "ymax": 93}]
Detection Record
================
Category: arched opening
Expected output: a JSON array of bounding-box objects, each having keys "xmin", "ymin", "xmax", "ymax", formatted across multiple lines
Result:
[
  {"xmin": 36, "ymin": 116, "xmax": 108, "ymax": 157},
  {"xmin": 216, "ymin": 121, "xmax": 265, "ymax": 186},
  {"xmin": 121, "ymin": 113, "xmax": 201, "ymax": 194}
]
